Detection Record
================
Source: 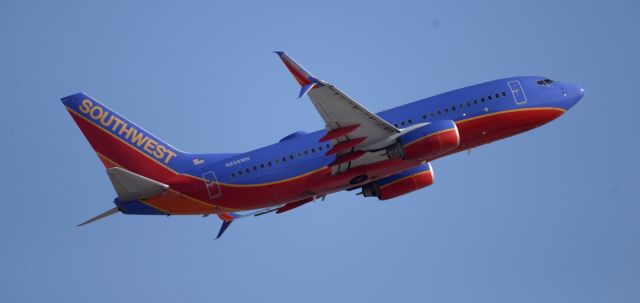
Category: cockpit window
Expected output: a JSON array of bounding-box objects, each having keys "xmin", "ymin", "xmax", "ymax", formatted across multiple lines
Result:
[{"xmin": 536, "ymin": 79, "xmax": 554, "ymax": 86}]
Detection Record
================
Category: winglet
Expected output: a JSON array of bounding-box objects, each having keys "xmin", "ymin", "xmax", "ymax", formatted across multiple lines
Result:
[
  {"xmin": 215, "ymin": 212, "xmax": 239, "ymax": 239},
  {"xmin": 274, "ymin": 51, "xmax": 323, "ymax": 98},
  {"xmin": 216, "ymin": 220, "xmax": 233, "ymax": 239},
  {"xmin": 274, "ymin": 51, "xmax": 313, "ymax": 86},
  {"xmin": 298, "ymin": 83, "xmax": 316, "ymax": 98}
]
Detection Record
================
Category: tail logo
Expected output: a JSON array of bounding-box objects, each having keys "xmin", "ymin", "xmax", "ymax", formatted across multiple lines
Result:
[{"xmin": 77, "ymin": 99, "xmax": 177, "ymax": 164}]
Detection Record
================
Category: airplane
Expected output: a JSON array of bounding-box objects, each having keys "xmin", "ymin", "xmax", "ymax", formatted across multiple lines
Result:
[{"xmin": 61, "ymin": 51, "xmax": 584, "ymax": 238}]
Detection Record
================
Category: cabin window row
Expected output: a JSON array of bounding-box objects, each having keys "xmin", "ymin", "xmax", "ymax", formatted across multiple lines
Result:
[
  {"xmin": 229, "ymin": 143, "xmax": 333, "ymax": 178},
  {"xmin": 393, "ymin": 91, "xmax": 507, "ymax": 128}
]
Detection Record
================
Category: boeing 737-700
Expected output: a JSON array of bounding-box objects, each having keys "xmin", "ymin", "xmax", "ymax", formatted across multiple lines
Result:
[{"xmin": 62, "ymin": 51, "xmax": 584, "ymax": 238}]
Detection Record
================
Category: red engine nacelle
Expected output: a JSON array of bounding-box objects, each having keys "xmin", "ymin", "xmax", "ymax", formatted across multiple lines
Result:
[
  {"xmin": 399, "ymin": 120, "xmax": 460, "ymax": 160},
  {"xmin": 361, "ymin": 163, "xmax": 434, "ymax": 200}
]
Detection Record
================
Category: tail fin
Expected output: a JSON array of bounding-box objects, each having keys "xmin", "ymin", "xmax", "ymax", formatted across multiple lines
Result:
[{"xmin": 61, "ymin": 93, "xmax": 186, "ymax": 181}]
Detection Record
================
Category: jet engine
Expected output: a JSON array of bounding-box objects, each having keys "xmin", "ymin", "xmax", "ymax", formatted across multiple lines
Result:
[
  {"xmin": 397, "ymin": 120, "xmax": 460, "ymax": 160},
  {"xmin": 361, "ymin": 163, "xmax": 434, "ymax": 200}
]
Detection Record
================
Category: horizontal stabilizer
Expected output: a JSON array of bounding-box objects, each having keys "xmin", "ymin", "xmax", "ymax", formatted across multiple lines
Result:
[
  {"xmin": 298, "ymin": 83, "xmax": 317, "ymax": 98},
  {"xmin": 77, "ymin": 207, "xmax": 120, "ymax": 227},
  {"xmin": 106, "ymin": 167, "xmax": 169, "ymax": 201}
]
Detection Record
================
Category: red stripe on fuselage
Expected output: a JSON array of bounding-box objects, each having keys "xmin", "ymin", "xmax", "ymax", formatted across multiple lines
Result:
[
  {"xmin": 69, "ymin": 109, "xmax": 232, "ymax": 213},
  {"xmin": 96, "ymin": 152, "xmax": 218, "ymax": 214},
  {"xmin": 182, "ymin": 107, "xmax": 563, "ymax": 212},
  {"xmin": 73, "ymin": 106, "xmax": 565, "ymax": 215}
]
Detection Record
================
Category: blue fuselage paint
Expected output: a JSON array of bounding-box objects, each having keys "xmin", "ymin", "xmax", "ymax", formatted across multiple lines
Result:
[{"xmin": 189, "ymin": 76, "xmax": 583, "ymax": 187}]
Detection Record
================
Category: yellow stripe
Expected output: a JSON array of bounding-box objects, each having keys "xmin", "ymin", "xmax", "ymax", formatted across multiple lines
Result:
[
  {"xmin": 71, "ymin": 105, "xmax": 565, "ymax": 192},
  {"xmin": 95, "ymin": 151, "xmax": 236, "ymax": 212},
  {"xmin": 456, "ymin": 107, "xmax": 566, "ymax": 125},
  {"xmin": 139, "ymin": 200, "xmax": 176, "ymax": 215},
  {"xmin": 68, "ymin": 108, "xmax": 181, "ymax": 175},
  {"xmin": 70, "ymin": 107, "xmax": 327, "ymax": 188},
  {"xmin": 404, "ymin": 128, "xmax": 456, "ymax": 148}
]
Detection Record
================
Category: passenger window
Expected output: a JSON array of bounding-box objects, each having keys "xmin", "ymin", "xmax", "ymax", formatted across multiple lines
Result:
[
  {"xmin": 275, "ymin": 159, "xmax": 280, "ymax": 164},
  {"xmin": 481, "ymin": 97, "xmax": 485, "ymax": 103},
  {"xmin": 238, "ymin": 170, "xmax": 242, "ymax": 175},
  {"xmin": 282, "ymin": 157, "xmax": 286, "ymax": 162},
  {"xmin": 474, "ymin": 99, "xmax": 478, "ymax": 104},
  {"xmin": 466, "ymin": 101, "xmax": 471, "ymax": 107},
  {"xmin": 318, "ymin": 145, "xmax": 323, "ymax": 151},
  {"xmin": 408, "ymin": 118, "xmax": 413, "ymax": 124},
  {"xmin": 231, "ymin": 173, "xmax": 235, "ymax": 177},
  {"xmin": 253, "ymin": 166, "xmax": 257, "ymax": 171},
  {"xmin": 488, "ymin": 95, "xmax": 492, "ymax": 101},
  {"xmin": 458, "ymin": 104, "xmax": 463, "ymax": 109},
  {"xmin": 297, "ymin": 152, "xmax": 301, "ymax": 157},
  {"xmin": 326, "ymin": 143, "xmax": 331, "ymax": 148},
  {"xmin": 437, "ymin": 110, "xmax": 442, "ymax": 115},
  {"xmin": 451, "ymin": 106, "xmax": 456, "ymax": 111},
  {"xmin": 430, "ymin": 112, "xmax": 435, "ymax": 117},
  {"xmin": 289, "ymin": 155, "xmax": 294, "ymax": 160},
  {"xmin": 444, "ymin": 108, "xmax": 449, "ymax": 113},
  {"xmin": 311, "ymin": 148, "xmax": 316, "ymax": 153},
  {"xmin": 260, "ymin": 163, "xmax": 265, "ymax": 169},
  {"xmin": 495, "ymin": 93, "xmax": 500, "ymax": 98},
  {"xmin": 268, "ymin": 161, "xmax": 272, "ymax": 166},
  {"xmin": 422, "ymin": 114, "xmax": 427, "ymax": 119},
  {"xmin": 400, "ymin": 121, "xmax": 406, "ymax": 126},
  {"xmin": 394, "ymin": 123, "xmax": 399, "ymax": 127},
  {"xmin": 304, "ymin": 150, "xmax": 309, "ymax": 155},
  {"xmin": 502, "ymin": 91, "xmax": 507, "ymax": 97},
  {"xmin": 245, "ymin": 168, "xmax": 250, "ymax": 173}
]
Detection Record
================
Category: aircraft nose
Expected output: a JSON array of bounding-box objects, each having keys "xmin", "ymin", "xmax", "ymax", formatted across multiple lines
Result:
[
  {"xmin": 575, "ymin": 85, "xmax": 585, "ymax": 98},
  {"xmin": 563, "ymin": 83, "xmax": 584, "ymax": 110}
]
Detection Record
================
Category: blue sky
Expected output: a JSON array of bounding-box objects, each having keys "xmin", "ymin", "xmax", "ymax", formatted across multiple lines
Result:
[{"xmin": 1, "ymin": 0, "xmax": 639, "ymax": 302}]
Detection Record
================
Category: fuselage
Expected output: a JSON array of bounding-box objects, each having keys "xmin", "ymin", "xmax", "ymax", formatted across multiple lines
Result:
[{"xmin": 127, "ymin": 76, "xmax": 583, "ymax": 214}]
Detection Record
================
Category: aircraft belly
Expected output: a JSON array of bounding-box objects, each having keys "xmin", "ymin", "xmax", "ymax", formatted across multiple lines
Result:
[{"xmin": 454, "ymin": 107, "xmax": 565, "ymax": 153}]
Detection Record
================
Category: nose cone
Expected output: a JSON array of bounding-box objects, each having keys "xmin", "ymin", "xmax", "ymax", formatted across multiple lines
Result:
[{"xmin": 563, "ymin": 83, "xmax": 584, "ymax": 110}]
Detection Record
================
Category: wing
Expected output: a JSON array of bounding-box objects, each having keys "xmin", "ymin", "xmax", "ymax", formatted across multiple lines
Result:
[{"xmin": 274, "ymin": 51, "xmax": 402, "ymax": 173}]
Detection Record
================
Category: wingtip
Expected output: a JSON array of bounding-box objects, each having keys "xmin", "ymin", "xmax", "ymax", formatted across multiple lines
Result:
[
  {"xmin": 298, "ymin": 83, "xmax": 316, "ymax": 98},
  {"xmin": 216, "ymin": 220, "xmax": 233, "ymax": 239}
]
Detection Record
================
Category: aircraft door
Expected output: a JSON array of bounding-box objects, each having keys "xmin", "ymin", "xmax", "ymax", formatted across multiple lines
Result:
[
  {"xmin": 508, "ymin": 80, "xmax": 527, "ymax": 105},
  {"xmin": 203, "ymin": 171, "xmax": 222, "ymax": 199}
]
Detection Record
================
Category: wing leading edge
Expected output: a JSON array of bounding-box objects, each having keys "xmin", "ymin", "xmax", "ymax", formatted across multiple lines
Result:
[{"xmin": 274, "ymin": 51, "xmax": 401, "ymax": 174}]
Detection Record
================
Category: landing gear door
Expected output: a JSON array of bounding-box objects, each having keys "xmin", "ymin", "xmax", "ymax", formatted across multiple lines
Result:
[
  {"xmin": 508, "ymin": 80, "xmax": 527, "ymax": 105},
  {"xmin": 203, "ymin": 171, "xmax": 222, "ymax": 199}
]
